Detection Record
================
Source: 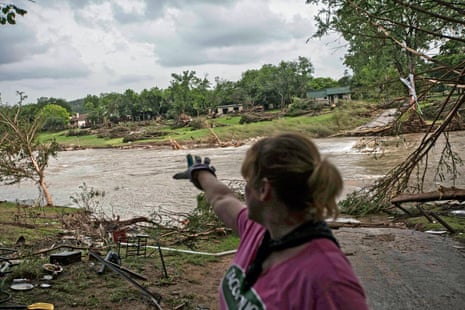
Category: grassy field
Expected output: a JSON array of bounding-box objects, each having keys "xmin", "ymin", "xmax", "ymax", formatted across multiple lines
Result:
[{"xmin": 39, "ymin": 100, "xmax": 375, "ymax": 148}]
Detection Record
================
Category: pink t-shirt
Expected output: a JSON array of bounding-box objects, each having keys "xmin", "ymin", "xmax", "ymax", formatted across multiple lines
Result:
[{"xmin": 219, "ymin": 208, "xmax": 368, "ymax": 310}]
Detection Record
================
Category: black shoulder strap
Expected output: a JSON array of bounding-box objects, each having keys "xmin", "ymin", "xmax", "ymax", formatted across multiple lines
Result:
[{"xmin": 241, "ymin": 221, "xmax": 339, "ymax": 292}]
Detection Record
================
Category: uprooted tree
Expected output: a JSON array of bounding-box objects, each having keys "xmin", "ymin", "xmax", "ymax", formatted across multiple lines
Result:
[
  {"xmin": 0, "ymin": 92, "xmax": 59, "ymax": 206},
  {"xmin": 306, "ymin": 0, "xmax": 465, "ymax": 214}
]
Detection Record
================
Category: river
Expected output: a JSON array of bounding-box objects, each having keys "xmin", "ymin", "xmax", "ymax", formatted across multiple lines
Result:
[{"xmin": 1, "ymin": 132, "xmax": 464, "ymax": 219}]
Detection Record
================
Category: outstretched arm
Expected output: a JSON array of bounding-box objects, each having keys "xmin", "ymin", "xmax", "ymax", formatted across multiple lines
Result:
[
  {"xmin": 195, "ymin": 171, "xmax": 244, "ymax": 233},
  {"xmin": 173, "ymin": 154, "xmax": 244, "ymax": 233}
]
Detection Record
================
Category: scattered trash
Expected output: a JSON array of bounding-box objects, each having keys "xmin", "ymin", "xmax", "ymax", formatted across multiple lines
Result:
[
  {"xmin": 49, "ymin": 251, "xmax": 81, "ymax": 265},
  {"xmin": 0, "ymin": 302, "xmax": 54, "ymax": 309},
  {"xmin": 41, "ymin": 275, "xmax": 53, "ymax": 281},
  {"xmin": 450, "ymin": 210, "xmax": 465, "ymax": 218},
  {"xmin": 10, "ymin": 282, "xmax": 34, "ymax": 291},
  {"xmin": 42, "ymin": 263, "xmax": 63, "ymax": 275},
  {"xmin": 88, "ymin": 250, "xmax": 162, "ymax": 309},
  {"xmin": 425, "ymin": 230, "xmax": 448, "ymax": 235},
  {"xmin": 98, "ymin": 251, "xmax": 121, "ymax": 275}
]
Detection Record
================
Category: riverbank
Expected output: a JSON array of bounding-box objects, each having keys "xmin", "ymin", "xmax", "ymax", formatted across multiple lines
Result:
[{"xmin": 43, "ymin": 100, "xmax": 378, "ymax": 150}]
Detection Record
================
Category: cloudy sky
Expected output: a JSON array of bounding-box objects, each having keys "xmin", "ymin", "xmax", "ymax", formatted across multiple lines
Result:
[{"xmin": 0, "ymin": 0, "xmax": 348, "ymax": 105}]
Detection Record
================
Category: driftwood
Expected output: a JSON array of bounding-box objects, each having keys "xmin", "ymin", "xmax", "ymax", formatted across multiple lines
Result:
[
  {"xmin": 391, "ymin": 187, "xmax": 465, "ymax": 204},
  {"xmin": 207, "ymin": 127, "xmax": 222, "ymax": 145},
  {"xmin": 114, "ymin": 216, "xmax": 157, "ymax": 227},
  {"xmin": 207, "ymin": 127, "xmax": 244, "ymax": 147},
  {"xmin": 169, "ymin": 137, "xmax": 183, "ymax": 150},
  {"xmin": 328, "ymin": 222, "xmax": 403, "ymax": 229}
]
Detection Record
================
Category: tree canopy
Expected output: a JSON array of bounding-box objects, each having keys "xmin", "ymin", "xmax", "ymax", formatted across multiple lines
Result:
[
  {"xmin": 0, "ymin": 3, "xmax": 27, "ymax": 25},
  {"xmin": 306, "ymin": 0, "xmax": 465, "ymax": 99}
]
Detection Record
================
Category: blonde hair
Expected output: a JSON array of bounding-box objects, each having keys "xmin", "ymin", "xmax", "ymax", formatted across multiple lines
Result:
[{"xmin": 241, "ymin": 132, "xmax": 342, "ymax": 220}]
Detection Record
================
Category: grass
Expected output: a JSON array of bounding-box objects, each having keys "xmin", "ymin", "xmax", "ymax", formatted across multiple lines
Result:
[
  {"xmin": 40, "ymin": 131, "xmax": 123, "ymax": 148},
  {"xmin": 0, "ymin": 202, "xmax": 81, "ymax": 246},
  {"xmin": 38, "ymin": 100, "xmax": 375, "ymax": 148}
]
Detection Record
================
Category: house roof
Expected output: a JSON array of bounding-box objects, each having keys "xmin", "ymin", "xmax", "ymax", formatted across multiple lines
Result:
[
  {"xmin": 307, "ymin": 86, "xmax": 351, "ymax": 98},
  {"xmin": 216, "ymin": 104, "xmax": 243, "ymax": 108}
]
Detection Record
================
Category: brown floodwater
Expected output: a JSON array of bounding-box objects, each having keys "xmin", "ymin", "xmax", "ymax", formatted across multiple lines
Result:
[{"xmin": 1, "ymin": 132, "xmax": 464, "ymax": 219}]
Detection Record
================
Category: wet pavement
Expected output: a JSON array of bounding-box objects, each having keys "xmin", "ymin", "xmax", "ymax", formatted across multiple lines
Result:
[{"xmin": 336, "ymin": 227, "xmax": 465, "ymax": 310}]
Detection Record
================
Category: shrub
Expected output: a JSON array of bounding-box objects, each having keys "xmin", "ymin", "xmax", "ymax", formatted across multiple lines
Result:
[{"xmin": 66, "ymin": 128, "xmax": 91, "ymax": 136}]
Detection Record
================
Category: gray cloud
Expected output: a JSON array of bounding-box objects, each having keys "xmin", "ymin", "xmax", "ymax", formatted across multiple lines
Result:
[
  {"xmin": 0, "ymin": 0, "xmax": 347, "ymax": 105},
  {"xmin": 0, "ymin": 63, "xmax": 90, "ymax": 82},
  {"xmin": 0, "ymin": 23, "xmax": 48, "ymax": 65},
  {"xmin": 153, "ymin": 1, "xmax": 310, "ymax": 67},
  {"xmin": 112, "ymin": 73, "xmax": 154, "ymax": 86}
]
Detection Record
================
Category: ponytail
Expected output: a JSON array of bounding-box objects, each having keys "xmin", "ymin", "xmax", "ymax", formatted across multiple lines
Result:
[{"xmin": 308, "ymin": 158, "xmax": 343, "ymax": 220}]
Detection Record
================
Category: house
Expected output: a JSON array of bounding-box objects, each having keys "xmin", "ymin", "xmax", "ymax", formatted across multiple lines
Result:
[
  {"xmin": 70, "ymin": 113, "xmax": 91, "ymax": 128},
  {"xmin": 306, "ymin": 86, "xmax": 351, "ymax": 105},
  {"xmin": 210, "ymin": 104, "xmax": 244, "ymax": 116}
]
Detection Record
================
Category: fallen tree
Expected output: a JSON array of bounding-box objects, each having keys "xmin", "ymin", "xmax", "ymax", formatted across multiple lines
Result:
[{"xmin": 391, "ymin": 186, "xmax": 465, "ymax": 204}]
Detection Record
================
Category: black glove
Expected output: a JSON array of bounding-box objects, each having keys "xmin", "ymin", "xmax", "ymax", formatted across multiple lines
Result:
[{"xmin": 173, "ymin": 154, "xmax": 216, "ymax": 190}]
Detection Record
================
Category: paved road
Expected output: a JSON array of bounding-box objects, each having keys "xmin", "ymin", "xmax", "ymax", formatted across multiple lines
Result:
[
  {"xmin": 335, "ymin": 227, "xmax": 465, "ymax": 310},
  {"xmin": 356, "ymin": 108, "xmax": 399, "ymax": 130}
]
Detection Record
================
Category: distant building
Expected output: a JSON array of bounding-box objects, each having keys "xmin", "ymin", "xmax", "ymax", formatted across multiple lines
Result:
[
  {"xmin": 70, "ymin": 113, "xmax": 90, "ymax": 128},
  {"xmin": 211, "ymin": 104, "xmax": 243, "ymax": 116},
  {"xmin": 306, "ymin": 86, "xmax": 351, "ymax": 105}
]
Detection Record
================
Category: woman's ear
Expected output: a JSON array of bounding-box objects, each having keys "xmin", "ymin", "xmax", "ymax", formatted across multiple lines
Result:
[{"xmin": 259, "ymin": 178, "xmax": 273, "ymax": 201}]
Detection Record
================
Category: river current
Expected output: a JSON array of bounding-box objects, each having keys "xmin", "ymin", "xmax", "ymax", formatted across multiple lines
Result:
[{"xmin": 1, "ymin": 132, "xmax": 464, "ymax": 219}]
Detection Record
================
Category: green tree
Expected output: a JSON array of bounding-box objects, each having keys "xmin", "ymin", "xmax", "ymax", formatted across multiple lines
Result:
[
  {"xmin": 122, "ymin": 89, "xmax": 141, "ymax": 121},
  {"xmin": 306, "ymin": 0, "xmax": 464, "ymax": 99},
  {"xmin": 37, "ymin": 97, "xmax": 73, "ymax": 114},
  {"xmin": 40, "ymin": 104, "xmax": 70, "ymax": 131},
  {"xmin": 430, "ymin": 39, "xmax": 465, "ymax": 94},
  {"xmin": 167, "ymin": 70, "xmax": 208, "ymax": 118},
  {"xmin": 0, "ymin": 93, "xmax": 59, "ymax": 206},
  {"xmin": 238, "ymin": 57, "xmax": 314, "ymax": 109},
  {"xmin": 142, "ymin": 87, "xmax": 169, "ymax": 118},
  {"xmin": 308, "ymin": 77, "xmax": 338, "ymax": 91},
  {"xmin": 210, "ymin": 78, "xmax": 238, "ymax": 108},
  {"xmin": 84, "ymin": 94, "xmax": 104, "ymax": 126},
  {"xmin": 99, "ymin": 92, "xmax": 123, "ymax": 123}
]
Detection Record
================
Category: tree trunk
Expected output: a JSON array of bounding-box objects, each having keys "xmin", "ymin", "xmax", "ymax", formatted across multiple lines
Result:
[
  {"xmin": 391, "ymin": 187, "xmax": 465, "ymax": 204},
  {"xmin": 40, "ymin": 177, "xmax": 53, "ymax": 206}
]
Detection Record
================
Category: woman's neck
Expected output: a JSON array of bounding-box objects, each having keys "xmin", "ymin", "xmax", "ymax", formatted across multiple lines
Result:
[{"xmin": 264, "ymin": 209, "xmax": 311, "ymax": 240}]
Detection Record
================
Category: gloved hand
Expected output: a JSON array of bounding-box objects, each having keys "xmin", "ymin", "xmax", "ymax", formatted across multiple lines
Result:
[{"xmin": 173, "ymin": 154, "xmax": 216, "ymax": 190}]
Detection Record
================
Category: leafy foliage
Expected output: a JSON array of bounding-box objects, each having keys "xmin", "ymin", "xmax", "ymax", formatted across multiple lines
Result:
[
  {"xmin": 306, "ymin": 0, "xmax": 465, "ymax": 98},
  {"xmin": 0, "ymin": 3, "xmax": 27, "ymax": 25},
  {"xmin": 39, "ymin": 103, "xmax": 70, "ymax": 131}
]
